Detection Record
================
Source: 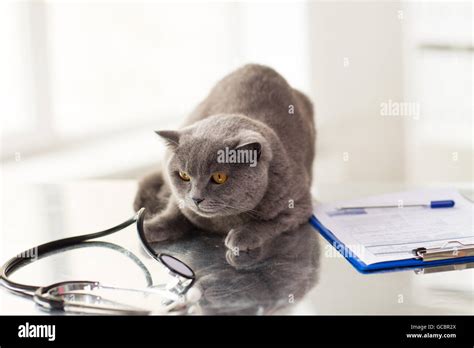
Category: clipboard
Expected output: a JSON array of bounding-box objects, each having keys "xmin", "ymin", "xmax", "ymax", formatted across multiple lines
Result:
[{"xmin": 310, "ymin": 214, "xmax": 474, "ymax": 274}]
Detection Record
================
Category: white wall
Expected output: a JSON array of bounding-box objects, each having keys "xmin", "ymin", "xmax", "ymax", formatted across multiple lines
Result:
[
  {"xmin": 401, "ymin": 1, "xmax": 473, "ymax": 186},
  {"xmin": 1, "ymin": 1, "xmax": 471, "ymax": 186},
  {"xmin": 1, "ymin": 1, "xmax": 310, "ymax": 181},
  {"xmin": 308, "ymin": 1, "xmax": 405, "ymax": 186}
]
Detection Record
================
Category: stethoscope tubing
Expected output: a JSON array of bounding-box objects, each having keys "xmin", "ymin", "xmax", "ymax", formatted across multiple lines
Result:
[
  {"xmin": 0, "ymin": 207, "xmax": 196, "ymax": 314},
  {"xmin": 0, "ymin": 210, "xmax": 139, "ymax": 298}
]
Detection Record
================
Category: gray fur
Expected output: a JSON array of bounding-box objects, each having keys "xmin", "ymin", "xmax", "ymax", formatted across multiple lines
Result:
[{"xmin": 134, "ymin": 64, "xmax": 315, "ymax": 252}]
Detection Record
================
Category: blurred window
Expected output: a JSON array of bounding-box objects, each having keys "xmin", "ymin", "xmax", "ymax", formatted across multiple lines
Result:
[{"xmin": 0, "ymin": 1, "xmax": 309, "ymax": 160}]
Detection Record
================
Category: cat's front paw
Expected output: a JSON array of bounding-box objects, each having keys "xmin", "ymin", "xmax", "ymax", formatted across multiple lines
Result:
[
  {"xmin": 225, "ymin": 248, "xmax": 265, "ymax": 269},
  {"xmin": 224, "ymin": 227, "xmax": 264, "ymax": 252}
]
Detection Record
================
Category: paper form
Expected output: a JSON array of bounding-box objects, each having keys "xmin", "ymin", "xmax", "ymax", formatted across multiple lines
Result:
[{"xmin": 313, "ymin": 189, "xmax": 474, "ymax": 265}]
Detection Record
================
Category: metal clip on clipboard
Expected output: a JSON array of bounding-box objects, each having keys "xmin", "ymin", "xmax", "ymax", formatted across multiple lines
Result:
[{"xmin": 412, "ymin": 241, "xmax": 474, "ymax": 262}]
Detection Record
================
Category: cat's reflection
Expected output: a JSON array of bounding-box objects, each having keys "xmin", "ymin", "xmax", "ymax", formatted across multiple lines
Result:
[{"xmin": 152, "ymin": 222, "xmax": 320, "ymax": 314}]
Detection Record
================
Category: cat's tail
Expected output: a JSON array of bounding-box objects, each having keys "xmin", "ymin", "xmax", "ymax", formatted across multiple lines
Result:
[{"xmin": 133, "ymin": 169, "xmax": 171, "ymax": 218}]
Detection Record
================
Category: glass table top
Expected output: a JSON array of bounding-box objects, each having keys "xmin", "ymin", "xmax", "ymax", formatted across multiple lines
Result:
[{"xmin": 0, "ymin": 181, "xmax": 472, "ymax": 315}]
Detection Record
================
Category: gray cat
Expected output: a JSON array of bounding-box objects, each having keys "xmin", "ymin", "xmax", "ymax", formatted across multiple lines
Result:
[{"xmin": 134, "ymin": 64, "xmax": 315, "ymax": 252}]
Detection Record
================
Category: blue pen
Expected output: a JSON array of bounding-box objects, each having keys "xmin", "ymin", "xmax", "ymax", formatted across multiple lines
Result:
[{"xmin": 337, "ymin": 200, "xmax": 455, "ymax": 210}]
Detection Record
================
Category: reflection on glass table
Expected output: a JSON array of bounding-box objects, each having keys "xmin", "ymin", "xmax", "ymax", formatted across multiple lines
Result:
[
  {"xmin": 3, "ymin": 218, "xmax": 319, "ymax": 315},
  {"xmin": 0, "ymin": 186, "xmax": 319, "ymax": 315},
  {"xmin": 4, "ymin": 236, "xmax": 197, "ymax": 315},
  {"xmin": 0, "ymin": 181, "xmax": 472, "ymax": 315},
  {"xmin": 156, "ymin": 223, "xmax": 320, "ymax": 315}
]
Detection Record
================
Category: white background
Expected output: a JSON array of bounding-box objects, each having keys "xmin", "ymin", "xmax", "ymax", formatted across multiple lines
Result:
[{"xmin": 0, "ymin": 0, "xmax": 472, "ymax": 187}]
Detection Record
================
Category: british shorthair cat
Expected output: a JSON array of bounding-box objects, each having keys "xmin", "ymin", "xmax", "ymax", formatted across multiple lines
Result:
[{"xmin": 134, "ymin": 64, "xmax": 315, "ymax": 253}]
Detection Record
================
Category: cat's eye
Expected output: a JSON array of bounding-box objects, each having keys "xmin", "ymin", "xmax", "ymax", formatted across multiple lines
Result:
[
  {"xmin": 211, "ymin": 172, "xmax": 228, "ymax": 184},
  {"xmin": 178, "ymin": 171, "xmax": 191, "ymax": 181}
]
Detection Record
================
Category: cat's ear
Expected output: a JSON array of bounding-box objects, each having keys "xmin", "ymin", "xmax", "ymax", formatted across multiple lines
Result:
[
  {"xmin": 233, "ymin": 130, "xmax": 272, "ymax": 162},
  {"xmin": 155, "ymin": 130, "xmax": 180, "ymax": 149},
  {"xmin": 235, "ymin": 141, "xmax": 262, "ymax": 160}
]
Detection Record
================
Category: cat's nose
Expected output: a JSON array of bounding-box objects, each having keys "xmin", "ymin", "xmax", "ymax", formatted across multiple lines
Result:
[{"xmin": 192, "ymin": 197, "xmax": 204, "ymax": 206}]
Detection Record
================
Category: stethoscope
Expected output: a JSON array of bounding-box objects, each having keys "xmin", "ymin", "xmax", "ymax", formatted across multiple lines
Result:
[{"xmin": 0, "ymin": 208, "xmax": 197, "ymax": 314}]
